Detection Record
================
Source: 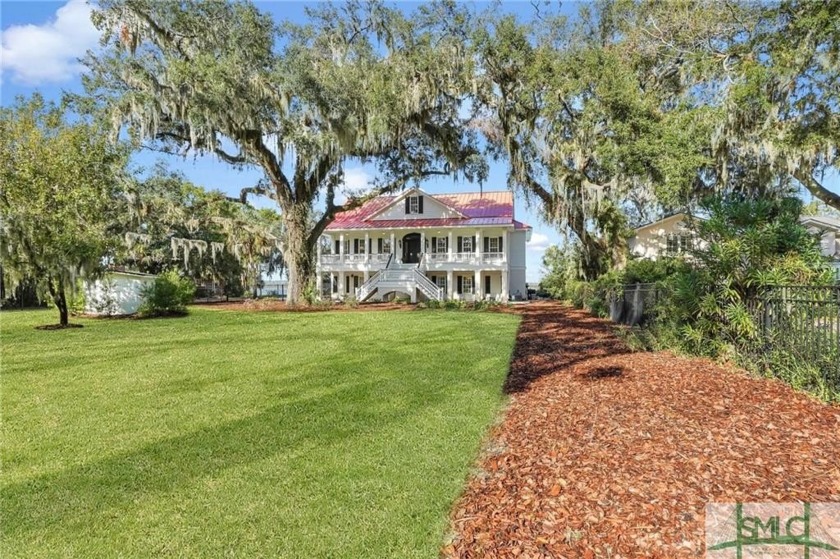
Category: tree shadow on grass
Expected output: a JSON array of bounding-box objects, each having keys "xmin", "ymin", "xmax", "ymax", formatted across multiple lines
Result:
[{"xmin": 1, "ymin": 375, "xmax": 453, "ymax": 541}]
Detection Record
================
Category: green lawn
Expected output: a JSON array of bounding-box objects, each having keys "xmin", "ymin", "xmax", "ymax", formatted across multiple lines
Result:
[{"xmin": 1, "ymin": 307, "xmax": 519, "ymax": 558}]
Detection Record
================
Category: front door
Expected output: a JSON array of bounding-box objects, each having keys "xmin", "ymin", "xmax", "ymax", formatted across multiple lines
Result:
[{"xmin": 402, "ymin": 233, "xmax": 421, "ymax": 264}]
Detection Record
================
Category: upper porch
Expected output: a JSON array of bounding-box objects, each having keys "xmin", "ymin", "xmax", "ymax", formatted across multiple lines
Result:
[{"xmin": 317, "ymin": 227, "xmax": 511, "ymax": 272}]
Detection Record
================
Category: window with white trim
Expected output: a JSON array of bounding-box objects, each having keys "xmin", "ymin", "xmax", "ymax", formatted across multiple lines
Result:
[
  {"xmin": 488, "ymin": 237, "xmax": 499, "ymax": 253},
  {"xmin": 435, "ymin": 275, "xmax": 446, "ymax": 290},
  {"xmin": 462, "ymin": 236, "xmax": 472, "ymax": 252},
  {"xmin": 382, "ymin": 239, "xmax": 392, "ymax": 253},
  {"xmin": 408, "ymin": 195, "xmax": 419, "ymax": 214},
  {"xmin": 462, "ymin": 276, "xmax": 473, "ymax": 294},
  {"xmin": 436, "ymin": 237, "xmax": 447, "ymax": 253}
]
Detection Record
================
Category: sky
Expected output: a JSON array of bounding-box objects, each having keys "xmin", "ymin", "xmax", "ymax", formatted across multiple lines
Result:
[{"xmin": 2, "ymin": 1, "xmax": 838, "ymax": 284}]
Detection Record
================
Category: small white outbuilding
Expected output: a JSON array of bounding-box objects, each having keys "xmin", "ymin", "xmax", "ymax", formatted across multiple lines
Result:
[{"xmin": 83, "ymin": 271, "xmax": 157, "ymax": 316}]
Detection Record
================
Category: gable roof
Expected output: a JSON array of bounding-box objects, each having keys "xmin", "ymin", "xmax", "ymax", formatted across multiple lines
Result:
[
  {"xmin": 365, "ymin": 187, "xmax": 467, "ymax": 220},
  {"xmin": 632, "ymin": 212, "xmax": 704, "ymax": 233},
  {"xmin": 327, "ymin": 189, "xmax": 528, "ymax": 231},
  {"xmin": 801, "ymin": 214, "xmax": 840, "ymax": 232}
]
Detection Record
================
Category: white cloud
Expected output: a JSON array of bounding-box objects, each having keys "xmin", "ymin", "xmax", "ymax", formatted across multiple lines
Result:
[
  {"xmin": 335, "ymin": 167, "xmax": 373, "ymax": 204},
  {"xmin": 526, "ymin": 231, "xmax": 551, "ymax": 252},
  {"xmin": 1, "ymin": 0, "xmax": 101, "ymax": 85}
]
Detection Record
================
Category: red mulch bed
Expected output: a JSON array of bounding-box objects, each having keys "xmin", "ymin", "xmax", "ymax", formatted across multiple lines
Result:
[{"xmin": 445, "ymin": 302, "xmax": 840, "ymax": 559}]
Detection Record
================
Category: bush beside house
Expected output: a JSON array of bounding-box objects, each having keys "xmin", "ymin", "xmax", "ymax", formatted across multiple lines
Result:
[{"xmin": 138, "ymin": 271, "xmax": 196, "ymax": 317}]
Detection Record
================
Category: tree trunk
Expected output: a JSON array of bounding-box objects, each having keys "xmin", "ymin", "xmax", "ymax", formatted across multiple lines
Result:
[
  {"xmin": 283, "ymin": 204, "xmax": 317, "ymax": 306},
  {"xmin": 47, "ymin": 277, "xmax": 70, "ymax": 326}
]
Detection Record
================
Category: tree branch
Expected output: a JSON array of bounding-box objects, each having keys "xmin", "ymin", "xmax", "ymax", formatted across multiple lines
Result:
[{"xmin": 794, "ymin": 168, "xmax": 840, "ymax": 212}]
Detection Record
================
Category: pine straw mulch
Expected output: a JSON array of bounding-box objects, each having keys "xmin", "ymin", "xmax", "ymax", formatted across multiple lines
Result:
[{"xmin": 444, "ymin": 302, "xmax": 840, "ymax": 559}]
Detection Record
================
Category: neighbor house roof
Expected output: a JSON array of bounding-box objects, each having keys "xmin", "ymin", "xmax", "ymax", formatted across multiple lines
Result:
[
  {"xmin": 800, "ymin": 214, "xmax": 840, "ymax": 231},
  {"xmin": 326, "ymin": 189, "xmax": 531, "ymax": 231}
]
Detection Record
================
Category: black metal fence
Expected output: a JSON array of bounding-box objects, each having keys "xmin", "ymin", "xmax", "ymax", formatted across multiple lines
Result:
[
  {"xmin": 757, "ymin": 285, "xmax": 840, "ymax": 371},
  {"xmin": 608, "ymin": 282, "xmax": 840, "ymax": 395},
  {"xmin": 607, "ymin": 283, "xmax": 662, "ymax": 326}
]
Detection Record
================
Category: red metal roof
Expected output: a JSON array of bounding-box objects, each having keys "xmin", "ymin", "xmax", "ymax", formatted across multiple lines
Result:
[{"xmin": 327, "ymin": 190, "xmax": 530, "ymax": 231}]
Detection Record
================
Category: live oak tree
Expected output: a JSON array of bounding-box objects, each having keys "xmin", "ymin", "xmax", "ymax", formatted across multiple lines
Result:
[
  {"xmin": 712, "ymin": 0, "xmax": 840, "ymax": 210},
  {"xmin": 85, "ymin": 0, "xmax": 482, "ymax": 304},
  {"xmin": 0, "ymin": 95, "xmax": 127, "ymax": 327},
  {"xmin": 470, "ymin": 3, "xmax": 722, "ymax": 280},
  {"xmin": 117, "ymin": 166, "xmax": 284, "ymax": 298}
]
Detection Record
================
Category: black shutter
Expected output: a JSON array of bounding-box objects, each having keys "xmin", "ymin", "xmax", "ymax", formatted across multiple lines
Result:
[
  {"xmin": 332, "ymin": 275, "xmax": 337, "ymax": 293},
  {"xmin": 405, "ymin": 197, "xmax": 410, "ymax": 214},
  {"xmin": 418, "ymin": 196, "xmax": 424, "ymax": 214},
  {"xmin": 368, "ymin": 238, "xmax": 372, "ymax": 253},
  {"xmin": 457, "ymin": 276, "xmax": 463, "ymax": 294},
  {"xmin": 346, "ymin": 276, "xmax": 350, "ymax": 292},
  {"xmin": 485, "ymin": 275, "xmax": 491, "ymax": 294},
  {"xmin": 353, "ymin": 239, "xmax": 359, "ymax": 253},
  {"xmin": 457, "ymin": 236, "xmax": 463, "ymax": 252},
  {"xmin": 445, "ymin": 237, "xmax": 449, "ymax": 251},
  {"xmin": 334, "ymin": 240, "xmax": 340, "ymax": 253},
  {"xmin": 498, "ymin": 236, "xmax": 503, "ymax": 252},
  {"xmin": 483, "ymin": 236, "xmax": 489, "ymax": 253},
  {"xmin": 378, "ymin": 238, "xmax": 383, "ymax": 253},
  {"xmin": 431, "ymin": 237, "xmax": 437, "ymax": 253}
]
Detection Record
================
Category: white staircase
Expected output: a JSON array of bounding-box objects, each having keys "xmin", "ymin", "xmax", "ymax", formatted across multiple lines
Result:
[{"xmin": 355, "ymin": 257, "xmax": 443, "ymax": 302}]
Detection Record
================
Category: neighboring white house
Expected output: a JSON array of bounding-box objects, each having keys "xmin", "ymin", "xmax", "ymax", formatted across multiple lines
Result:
[
  {"xmin": 800, "ymin": 214, "xmax": 840, "ymax": 278},
  {"xmin": 84, "ymin": 271, "xmax": 156, "ymax": 315},
  {"xmin": 317, "ymin": 188, "xmax": 531, "ymax": 302},
  {"xmin": 628, "ymin": 213, "xmax": 705, "ymax": 260},
  {"xmin": 629, "ymin": 212, "xmax": 840, "ymax": 274}
]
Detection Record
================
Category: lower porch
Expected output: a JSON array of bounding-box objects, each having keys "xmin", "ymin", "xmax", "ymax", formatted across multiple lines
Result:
[{"xmin": 320, "ymin": 270, "xmax": 509, "ymax": 302}]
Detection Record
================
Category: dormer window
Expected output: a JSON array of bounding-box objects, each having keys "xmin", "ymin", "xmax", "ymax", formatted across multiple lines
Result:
[{"xmin": 405, "ymin": 195, "xmax": 423, "ymax": 215}]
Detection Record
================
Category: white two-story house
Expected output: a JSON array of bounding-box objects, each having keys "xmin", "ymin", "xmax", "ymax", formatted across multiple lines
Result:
[{"xmin": 317, "ymin": 188, "xmax": 531, "ymax": 302}]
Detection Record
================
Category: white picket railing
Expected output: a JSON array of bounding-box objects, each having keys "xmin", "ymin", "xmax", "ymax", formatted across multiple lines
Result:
[
  {"xmin": 354, "ymin": 254, "xmax": 442, "ymax": 302},
  {"xmin": 413, "ymin": 269, "xmax": 443, "ymax": 301}
]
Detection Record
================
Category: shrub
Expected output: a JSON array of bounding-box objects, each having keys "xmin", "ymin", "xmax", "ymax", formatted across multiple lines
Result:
[
  {"xmin": 656, "ymin": 194, "xmax": 832, "ymax": 357},
  {"xmin": 139, "ymin": 270, "xmax": 195, "ymax": 316}
]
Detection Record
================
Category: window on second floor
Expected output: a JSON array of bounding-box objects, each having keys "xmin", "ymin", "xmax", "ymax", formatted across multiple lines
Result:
[
  {"xmin": 488, "ymin": 237, "xmax": 499, "ymax": 253},
  {"xmin": 461, "ymin": 236, "xmax": 473, "ymax": 253},
  {"xmin": 436, "ymin": 237, "xmax": 447, "ymax": 253}
]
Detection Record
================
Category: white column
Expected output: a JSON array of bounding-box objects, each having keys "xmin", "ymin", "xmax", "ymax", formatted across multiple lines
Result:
[
  {"xmin": 448, "ymin": 231, "xmax": 454, "ymax": 262},
  {"xmin": 420, "ymin": 232, "xmax": 426, "ymax": 258},
  {"xmin": 364, "ymin": 232, "xmax": 370, "ymax": 262},
  {"xmin": 330, "ymin": 274, "xmax": 336, "ymax": 298},
  {"xmin": 447, "ymin": 270, "xmax": 454, "ymax": 300},
  {"xmin": 391, "ymin": 232, "xmax": 397, "ymax": 263},
  {"xmin": 338, "ymin": 271, "xmax": 345, "ymax": 298},
  {"xmin": 474, "ymin": 269, "xmax": 481, "ymax": 300},
  {"xmin": 503, "ymin": 230, "xmax": 509, "ymax": 262},
  {"xmin": 475, "ymin": 229, "xmax": 481, "ymax": 261},
  {"xmin": 339, "ymin": 233, "xmax": 345, "ymax": 261},
  {"xmin": 363, "ymin": 270, "xmax": 369, "ymax": 282},
  {"xmin": 501, "ymin": 270, "xmax": 509, "ymax": 302}
]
